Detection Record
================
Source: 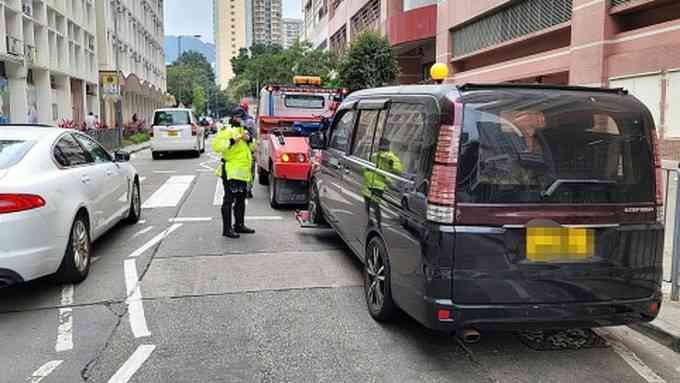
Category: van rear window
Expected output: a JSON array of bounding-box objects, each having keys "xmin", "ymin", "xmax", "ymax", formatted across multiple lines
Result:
[
  {"xmin": 457, "ymin": 90, "xmax": 655, "ymax": 204},
  {"xmin": 153, "ymin": 111, "xmax": 190, "ymax": 126},
  {"xmin": 283, "ymin": 94, "xmax": 325, "ymax": 109}
]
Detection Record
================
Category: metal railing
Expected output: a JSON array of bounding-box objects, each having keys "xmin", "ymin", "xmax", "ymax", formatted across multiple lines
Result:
[
  {"xmin": 661, "ymin": 164, "xmax": 680, "ymax": 301},
  {"xmin": 86, "ymin": 128, "xmax": 123, "ymax": 151}
]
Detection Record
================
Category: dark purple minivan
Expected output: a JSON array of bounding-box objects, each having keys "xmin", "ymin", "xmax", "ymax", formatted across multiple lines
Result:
[{"xmin": 308, "ymin": 84, "xmax": 663, "ymax": 335}]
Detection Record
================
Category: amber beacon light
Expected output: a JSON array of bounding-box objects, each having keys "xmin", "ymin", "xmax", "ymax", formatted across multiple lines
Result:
[{"xmin": 430, "ymin": 63, "xmax": 449, "ymax": 84}]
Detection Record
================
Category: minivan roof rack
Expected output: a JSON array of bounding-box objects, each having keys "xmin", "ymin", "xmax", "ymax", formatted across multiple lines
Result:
[{"xmin": 458, "ymin": 83, "xmax": 628, "ymax": 95}]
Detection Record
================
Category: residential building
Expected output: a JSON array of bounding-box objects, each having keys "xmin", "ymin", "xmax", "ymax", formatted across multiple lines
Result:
[
  {"xmin": 282, "ymin": 18, "xmax": 303, "ymax": 48},
  {"xmin": 252, "ymin": 0, "xmax": 282, "ymax": 45},
  {"xmin": 319, "ymin": 0, "xmax": 437, "ymax": 83},
  {"xmin": 437, "ymin": 0, "xmax": 680, "ymax": 159},
  {"xmin": 0, "ymin": 0, "xmax": 99, "ymax": 125},
  {"xmin": 214, "ymin": 0, "xmax": 247, "ymax": 88},
  {"xmin": 303, "ymin": 0, "xmax": 329, "ymax": 49},
  {"xmin": 96, "ymin": 0, "xmax": 168, "ymax": 129}
]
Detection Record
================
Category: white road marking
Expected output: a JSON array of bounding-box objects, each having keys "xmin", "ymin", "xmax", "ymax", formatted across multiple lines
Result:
[
  {"xmin": 213, "ymin": 178, "xmax": 224, "ymax": 206},
  {"xmin": 169, "ymin": 217, "xmax": 213, "ymax": 222},
  {"xmin": 245, "ymin": 216, "xmax": 282, "ymax": 220},
  {"xmin": 128, "ymin": 224, "xmax": 182, "ymax": 259},
  {"xmin": 604, "ymin": 334, "xmax": 667, "ymax": 383},
  {"xmin": 55, "ymin": 284, "xmax": 74, "ymax": 352},
  {"xmin": 123, "ymin": 259, "xmax": 150, "ymax": 338},
  {"xmin": 196, "ymin": 169, "xmax": 213, "ymax": 172},
  {"xmin": 106, "ymin": 344, "xmax": 156, "ymax": 383},
  {"xmin": 137, "ymin": 220, "xmax": 146, "ymax": 225},
  {"xmin": 27, "ymin": 360, "xmax": 63, "ymax": 383},
  {"xmin": 152, "ymin": 170, "xmax": 176, "ymax": 174},
  {"xmin": 131, "ymin": 226, "xmax": 154, "ymax": 238},
  {"xmin": 142, "ymin": 175, "xmax": 195, "ymax": 208},
  {"xmin": 198, "ymin": 159, "xmax": 215, "ymax": 171}
]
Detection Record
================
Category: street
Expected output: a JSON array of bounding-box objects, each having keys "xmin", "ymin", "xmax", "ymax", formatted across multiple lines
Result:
[{"xmin": 1, "ymin": 143, "xmax": 680, "ymax": 383}]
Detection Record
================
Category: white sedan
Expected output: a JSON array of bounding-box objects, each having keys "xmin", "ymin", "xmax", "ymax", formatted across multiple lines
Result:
[{"xmin": 0, "ymin": 126, "xmax": 141, "ymax": 286}]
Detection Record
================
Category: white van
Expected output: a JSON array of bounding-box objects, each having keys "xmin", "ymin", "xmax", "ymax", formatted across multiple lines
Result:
[{"xmin": 150, "ymin": 108, "xmax": 206, "ymax": 159}]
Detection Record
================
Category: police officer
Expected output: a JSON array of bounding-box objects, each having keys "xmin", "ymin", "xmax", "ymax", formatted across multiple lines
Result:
[
  {"xmin": 236, "ymin": 99, "xmax": 256, "ymax": 198},
  {"xmin": 212, "ymin": 116, "xmax": 256, "ymax": 238}
]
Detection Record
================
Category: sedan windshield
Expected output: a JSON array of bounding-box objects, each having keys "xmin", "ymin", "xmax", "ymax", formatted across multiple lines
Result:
[{"xmin": 0, "ymin": 140, "xmax": 34, "ymax": 169}]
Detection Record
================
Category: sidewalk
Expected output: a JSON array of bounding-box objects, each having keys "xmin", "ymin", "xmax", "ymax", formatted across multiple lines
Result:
[
  {"xmin": 121, "ymin": 141, "xmax": 150, "ymax": 154},
  {"xmin": 630, "ymin": 284, "xmax": 680, "ymax": 353}
]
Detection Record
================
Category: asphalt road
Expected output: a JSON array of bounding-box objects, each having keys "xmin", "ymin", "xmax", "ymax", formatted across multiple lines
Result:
[{"xmin": 2, "ymin": 139, "xmax": 680, "ymax": 383}]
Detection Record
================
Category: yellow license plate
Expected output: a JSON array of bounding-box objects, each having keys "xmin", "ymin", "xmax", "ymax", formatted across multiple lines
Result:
[
  {"xmin": 526, "ymin": 227, "xmax": 594, "ymax": 262},
  {"xmin": 167, "ymin": 130, "xmax": 178, "ymax": 137}
]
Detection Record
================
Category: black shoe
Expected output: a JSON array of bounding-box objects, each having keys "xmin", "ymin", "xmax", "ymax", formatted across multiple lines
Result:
[
  {"xmin": 223, "ymin": 229, "xmax": 240, "ymax": 238},
  {"xmin": 234, "ymin": 225, "xmax": 255, "ymax": 234},
  {"xmin": 247, "ymin": 191, "xmax": 254, "ymax": 199}
]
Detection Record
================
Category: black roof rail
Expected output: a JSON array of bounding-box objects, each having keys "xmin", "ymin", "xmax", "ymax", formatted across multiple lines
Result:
[
  {"xmin": 458, "ymin": 83, "xmax": 628, "ymax": 95},
  {"xmin": 0, "ymin": 123, "xmax": 55, "ymax": 128}
]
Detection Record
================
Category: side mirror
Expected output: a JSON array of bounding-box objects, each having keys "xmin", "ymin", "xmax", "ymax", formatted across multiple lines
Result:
[
  {"xmin": 309, "ymin": 131, "xmax": 326, "ymax": 150},
  {"xmin": 114, "ymin": 150, "xmax": 131, "ymax": 162}
]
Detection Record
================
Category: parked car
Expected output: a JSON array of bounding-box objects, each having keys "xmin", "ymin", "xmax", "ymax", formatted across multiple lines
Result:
[
  {"xmin": 150, "ymin": 108, "xmax": 206, "ymax": 159},
  {"xmin": 307, "ymin": 84, "xmax": 664, "ymax": 337},
  {"xmin": 0, "ymin": 125, "xmax": 141, "ymax": 287}
]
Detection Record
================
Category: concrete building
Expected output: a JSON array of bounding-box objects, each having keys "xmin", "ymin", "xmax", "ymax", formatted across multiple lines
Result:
[
  {"xmin": 436, "ymin": 0, "xmax": 680, "ymax": 159},
  {"xmin": 302, "ymin": 0, "xmax": 328, "ymax": 49},
  {"xmin": 282, "ymin": 18, "xmax": 303, "ymax": 48},
  {"xmin": 0, "ymin": 0, "xmax": 99, "ymax": 125},
  {"xmin": 252, "ymin": 0, "xmax": 282, "ymax": 45},
  {"xmin": 96, "ymin": 0, "xmax": 168, "ymax": 129},
  {"xmin": 214, "ymin": 0, "xmax": 247, "ymax": 88}
]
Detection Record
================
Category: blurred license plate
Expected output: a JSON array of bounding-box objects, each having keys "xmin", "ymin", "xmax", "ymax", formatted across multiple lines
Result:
[
  {"xmin": 167, "ymin": 130, "xmax": 178, "ymax": 137},
  {"xmin": 526, "ymin": 227, "xmax": 594, "ymax": 262}
]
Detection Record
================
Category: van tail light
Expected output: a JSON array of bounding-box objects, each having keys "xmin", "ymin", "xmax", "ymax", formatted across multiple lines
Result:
[
  {"xmin": 427, "ymin": 99, "xmax": 463, "ymax": 224},
  {"xmin": 191, "ymin": 124, "xmax": 198, "ymax": 136},
  {"xmin": 651, "ymin": 129, "xmax": 663, "ymax": 223},
  {"xmin": 0, "ymin": 194, "xmax": 46, "ymax": 214}
]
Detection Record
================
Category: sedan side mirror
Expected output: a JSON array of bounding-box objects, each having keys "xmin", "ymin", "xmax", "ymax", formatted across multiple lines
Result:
[
  {"xmin": 115, "ymin": 150, "xmax": 131, "ymax": 162},
  {"xmin": 309, "ymin": 132, "xmax": 326, "ymax": 150}
]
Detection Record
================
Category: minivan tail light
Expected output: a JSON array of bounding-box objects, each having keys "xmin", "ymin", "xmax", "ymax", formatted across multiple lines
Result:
[
  {"xmin": 427, "ymin": 99, "xmax": 463, "ymax": 224},
  {"xmin": 650, "ymin": 129, "xmax": 663, "ymax": 222},
  {"xmin": 0, "ymin": 194, "xmax": 46, "ymax": 214}
]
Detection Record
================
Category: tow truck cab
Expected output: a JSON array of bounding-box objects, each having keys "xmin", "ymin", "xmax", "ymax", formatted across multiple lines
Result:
[{"xmin": 255, "ymin": 76, "xmax": 346, "ymax": 207}]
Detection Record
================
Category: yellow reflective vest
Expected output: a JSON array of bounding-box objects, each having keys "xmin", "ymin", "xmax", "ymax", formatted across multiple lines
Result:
[
  {"xmin": 212, "ymin": 125, "xmax": 253, "ymax": 182},
  {"xmin": 362, "ymin": 150, "xmax": 404, "ymax": 198}
]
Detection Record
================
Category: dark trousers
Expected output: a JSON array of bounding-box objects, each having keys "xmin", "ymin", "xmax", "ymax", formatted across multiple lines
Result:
[{"xmin": 221, "ymin": 173, "xmax": 247, "ymax": 233}]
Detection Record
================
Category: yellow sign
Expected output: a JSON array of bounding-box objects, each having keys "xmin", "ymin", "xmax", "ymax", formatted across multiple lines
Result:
[
  {"xmin": 100, "ymin": 71, "xmax": 121, "ymax": 96},
  {"xmin": 526, "ymin": 227, "xmax": 594, "ymax": 262}
]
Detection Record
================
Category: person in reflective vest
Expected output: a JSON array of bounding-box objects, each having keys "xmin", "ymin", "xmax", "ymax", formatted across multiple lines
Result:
[
  {"xmin": 212, "ymin": 116, "xmax": 256, "ymax": 238},
  {"xmin": 362, "ymin": 138, "xmax": 404, "ymax": 227}
]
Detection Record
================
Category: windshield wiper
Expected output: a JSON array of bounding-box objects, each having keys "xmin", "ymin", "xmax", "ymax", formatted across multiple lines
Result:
[{"xmin": 541, "ymin": 179, "xmax": 617, "ymax": 198}]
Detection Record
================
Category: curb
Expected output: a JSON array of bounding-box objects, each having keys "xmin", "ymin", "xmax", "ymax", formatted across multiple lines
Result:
[
  {"xmin": 628, "ymin": 322, "xmax": 680, "ymax": 353},
  {"xmin": 123, "ymin": 143, "xmax": 150, "ymax": 154}
]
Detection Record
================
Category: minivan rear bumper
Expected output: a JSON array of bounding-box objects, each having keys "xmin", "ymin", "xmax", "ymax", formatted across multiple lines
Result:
[{"xmin": 424, "ymin": 294, "xmax": 661, "ymax": 332}]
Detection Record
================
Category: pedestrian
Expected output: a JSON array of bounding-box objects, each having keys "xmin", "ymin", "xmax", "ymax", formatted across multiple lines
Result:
[
  {"xmin": 85, "ymin": 112, "xmax": 97, "ymax": 130},
  {"xmin": 235, "ymin": 99, "xmax": 256, "ymax": 198},
  {"xmin": 212, "ymin": 115, "xmax": 256, "ymax": 238}
]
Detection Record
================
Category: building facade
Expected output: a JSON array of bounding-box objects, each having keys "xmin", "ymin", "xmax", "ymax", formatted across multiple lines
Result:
[
  {"xmin": 214, "ymin": 0, "xmax": 247, "ymax": 88},
  {"xmin": 252, "ymin": 0, "xmax": 282, "ymax": 45},
  {"xmin": 0, "ymin": 0, "xmax": 99, "ymax": 125},
  {"xmin": 282, "ymin": 18, "xmax": 303, "ymax": 48},
  {"xmin": 302, "ymin": 0, "xmax": 328, "ymax": 49},
  {"xmin": 96, "ymin": 0, "xmax": 168, "ymax": 129}
]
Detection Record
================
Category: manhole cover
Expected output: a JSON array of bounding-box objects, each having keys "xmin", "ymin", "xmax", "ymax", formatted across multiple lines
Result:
[{"xmin": 517, "ymin": 328, "xmax": 608, "ymax": 351}]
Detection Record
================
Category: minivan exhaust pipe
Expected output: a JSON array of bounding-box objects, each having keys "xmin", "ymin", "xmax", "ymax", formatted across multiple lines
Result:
[{"xmin": 458, "ymin": 328, "xmax": 481, "ymax": 344}]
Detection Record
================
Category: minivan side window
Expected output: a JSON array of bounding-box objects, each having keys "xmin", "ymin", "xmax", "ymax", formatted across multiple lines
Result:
[
  {"xmin": 374, "ymin": 103, "xmax": 430, "ymax": 179},
  {"xmin": 54, "ymin": 134, "xmax": 92, "ymax": 167},
  {"xmin": 329, "ymin": 110, "xmax": 356, "ymax": 152},
  {"xmin": 351, "ymin": 110, "xmax": 383, "ymax": 161}
]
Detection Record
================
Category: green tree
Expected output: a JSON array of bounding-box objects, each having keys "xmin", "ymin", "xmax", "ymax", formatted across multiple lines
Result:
[
  {"xmin": 338, "ymin": 31, "xmax": 399, "ymax": 91},
  {"xmin": 192, "ymin": 85, "xmax": 206, "ymax": 115}
]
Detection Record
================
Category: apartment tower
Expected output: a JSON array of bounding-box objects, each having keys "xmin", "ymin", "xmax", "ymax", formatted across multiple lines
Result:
[{"xmin": 214, "ymin": 0, "xmax": 247, "ymax": 88}]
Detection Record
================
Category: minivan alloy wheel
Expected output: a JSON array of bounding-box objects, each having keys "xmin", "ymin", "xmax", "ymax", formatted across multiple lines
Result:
[{"xmin": 366, "ymin": 246, "xmax": 385, "ymax": 309}]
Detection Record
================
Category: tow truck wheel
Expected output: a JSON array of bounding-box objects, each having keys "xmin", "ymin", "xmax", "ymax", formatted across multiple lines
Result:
[
  {"xmin": 269, "ymin": 171, "xmax": 280, "ymax": 209},
  {"xmin": 258, "ymin": 167, "xmax": 269, "ymax": 185}
]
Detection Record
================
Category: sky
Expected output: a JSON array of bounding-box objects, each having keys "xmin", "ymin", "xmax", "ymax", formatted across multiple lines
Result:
[{"xmin": 164, "ymin": 0, "xmax": 302, "ymax": 43}]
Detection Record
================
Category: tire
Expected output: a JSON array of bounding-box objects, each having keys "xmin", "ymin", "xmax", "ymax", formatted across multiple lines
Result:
[
  {"xmin": 309, "ymin": 181, "xmax": 326, "ymax": 225},
  {"xmin": 55, "ymin": 213, "xmax": 92, "ymax": 284},
  {"xmin": 193, "ymin": 149, "xmax": 201, "ymax": 158},
  {"xmin": 151, "ymin": 151, "xmax": 160, "ymax": 160},
  {"xmin": 364, "ymin": 236, "xmax": 397, "ymax": 322},
  {"xmin": 258, "ymin": 166, "xmax": 269, "ymax": 186},
  {"xmin": 269, "ymin": 171, "xmax": 280, "ymax": 209},
  {"xmin": 125, "ymin": 180, "xmax": 141, "ymax": 224}
]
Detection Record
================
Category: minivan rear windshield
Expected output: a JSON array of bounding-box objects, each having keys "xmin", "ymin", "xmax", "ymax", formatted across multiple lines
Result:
[
  {"xmin": 0, "ymin": 140, "xmax": 34, "ymax": 169},
  {"xmin": 153, "ymin": 111, "xmax": 190, "ymax": 126},
  {"xmin": 457, "ymin": 89, "xmax": 655, "ymax": 204}
]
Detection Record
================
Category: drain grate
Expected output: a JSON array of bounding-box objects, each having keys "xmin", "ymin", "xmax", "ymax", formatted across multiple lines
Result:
[{"xmin": 517, "ymin": 329, "xmax": 609, "ymax": 351}]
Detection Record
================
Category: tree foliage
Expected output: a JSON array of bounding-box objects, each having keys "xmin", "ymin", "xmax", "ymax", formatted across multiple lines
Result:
[
  {"xmin": 192, "ymin": 85, "xmax": 206, "ymax": 115},
  {"xmin": 338, "ymin": 31, "xmax": 399, "ymax": 91}
]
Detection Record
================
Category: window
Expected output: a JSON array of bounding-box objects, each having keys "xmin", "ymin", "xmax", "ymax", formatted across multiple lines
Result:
[
  {"xmin": 54, "ymin": 134, "xmax": 91, "ymax": 167},
  {"xmin": 153, "ymin": 110, "xmax": 190, "ymax": 125},
  {"xmin": 329, "ymin": 110, "xmax": 355, "ymax": 152},
  {"xmin": 0, "ymin": 140, "xmax": 35, "ymax": 169},
  {"xmin": 375, "ymin": 103, "xmax": 429, "ymax": 177},
  {"xmin": 283, "ymin": 94, "xmax": 325, "ymax": 109},
  {"xmin": 74, "ymin": 134, "xmax": 112, "ymax": 163},
  {"xmin": 351, "ymin": 110, "xmax": 382, "ymax": 161}
]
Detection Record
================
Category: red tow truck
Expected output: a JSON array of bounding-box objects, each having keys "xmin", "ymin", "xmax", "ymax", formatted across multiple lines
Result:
[{"xmin": 255, "ymin": 76, "xmax": 346, "ymax": 208}]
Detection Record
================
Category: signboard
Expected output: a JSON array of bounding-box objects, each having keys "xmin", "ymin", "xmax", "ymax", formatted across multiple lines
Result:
[{"xmin": 100, "ymin": 71, "xmax": 121, "ymax": 96}]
